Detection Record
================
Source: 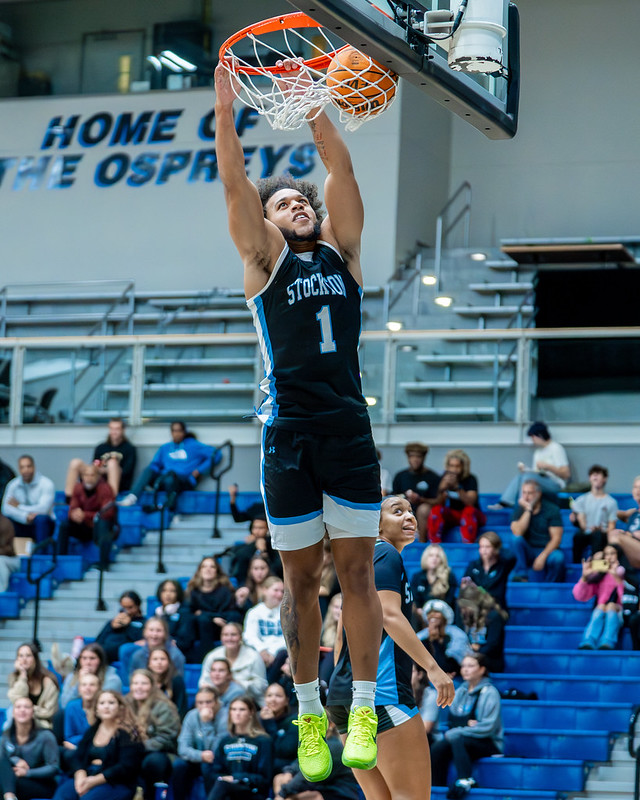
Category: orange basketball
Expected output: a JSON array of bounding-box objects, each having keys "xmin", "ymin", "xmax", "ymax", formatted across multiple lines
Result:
[{"xmin": 325, "ymin": 46, "xmax": 398, "ymax": 118}]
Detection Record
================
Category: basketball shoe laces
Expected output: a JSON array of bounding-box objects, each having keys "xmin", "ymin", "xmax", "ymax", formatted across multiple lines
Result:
[
  {"xmin": 294, "ymin": 715, "xmax": 326, "ymax": 757},
  {"xmin": 348, "ymin": 707, "xmax": 377, "ymax": 747}
]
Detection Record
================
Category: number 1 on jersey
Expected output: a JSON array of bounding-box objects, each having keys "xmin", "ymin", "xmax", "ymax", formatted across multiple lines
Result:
[{"xmin": 316, "ymin": 305, "xmax": 337, "ymax": 354}]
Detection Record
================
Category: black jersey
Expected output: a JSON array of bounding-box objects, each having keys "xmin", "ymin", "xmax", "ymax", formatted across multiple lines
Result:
[
  {"xmin": 247, "ymin": 241, "xmax": 370, "ymax": 435},
  {"xmin": 327, "ymin": 539, "xmax": 416, "ymax": 708}
]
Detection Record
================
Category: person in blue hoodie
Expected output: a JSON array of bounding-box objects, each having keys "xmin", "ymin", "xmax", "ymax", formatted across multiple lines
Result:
[{"xmin": 119, "ymin": 421, "xmax": 215, "ymax": 508}]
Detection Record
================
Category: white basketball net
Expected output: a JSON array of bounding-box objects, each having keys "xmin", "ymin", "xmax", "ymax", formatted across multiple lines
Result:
[{"xmin": 220, "ymin": 21, "xmax": 397, "ymax": 132}]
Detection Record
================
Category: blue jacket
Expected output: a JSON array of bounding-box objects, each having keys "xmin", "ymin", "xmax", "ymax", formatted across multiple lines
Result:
[
  {"xmin": 64, "ymin": 698, "xmax": 91, "ymax": 746},
  {"xmin": 149, "ymin": 438, "xmax": 214, "ymax": 481}
]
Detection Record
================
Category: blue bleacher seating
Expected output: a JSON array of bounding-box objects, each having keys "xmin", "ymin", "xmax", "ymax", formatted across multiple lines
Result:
[
  {"xmin": 493, "ymin": 672, "xmax": 638, "ymax": 704},
  {"xmin": 0, "ymin": 591, "xmax": 20, "ymax": 618},
  {"xmin": 503, "ymin": 728, "xmax": 611, "ymax": 761},
  {"xmin": 505, "ymin": 648, "xmax": 640, "ymax": 677}
]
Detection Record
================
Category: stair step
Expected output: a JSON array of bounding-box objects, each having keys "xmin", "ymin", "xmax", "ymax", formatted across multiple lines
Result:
[
  {"xmin": 395, "ymin": 406, "xmax": 496, "ymax": 417},
  {"xmin": 80, "ymin": 409, "xmax": 253, "ymax": 420},
  {"xmin": 104, "ymin": 382, "xmax": 255, "ymax": 394},
  {"xmin": 400, "ymin": 380, "xmax": 510, "ymax": 391},
  {"xmin": 453, "ymin": 305, "xmax": 534, "ymax": 317},
  {"xmin": 469, "ymin": 281, "xmax": 534, "ymax": 293},
  {"xmin": 417, "ymin": 354, "xmax": 516, "ymax": 365},
  {"xmin": 139, "ymin": 358, "xmax": 255, "ymax": 368},
  {"xmin": 485, "ymin": 259, "xmax": 521, "ymax": 270}
]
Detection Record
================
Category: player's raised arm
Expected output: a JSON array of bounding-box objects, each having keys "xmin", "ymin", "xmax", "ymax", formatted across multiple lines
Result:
[
  {"xmin": 307, "ymin": 110, "xmax": 364, "ymax": 283},
  {"xmin": 214, "ymin": 63, "xmax": 284, "ymax": 296}
]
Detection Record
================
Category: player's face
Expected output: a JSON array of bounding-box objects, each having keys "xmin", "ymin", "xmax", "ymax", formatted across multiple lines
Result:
[
  {"xmin": 266, "ymin": 189, "xmax": 321, "ymax": 243},
  {"xmin": 379, "ymin": 496, "xmax": 417, "ymax": 550}
]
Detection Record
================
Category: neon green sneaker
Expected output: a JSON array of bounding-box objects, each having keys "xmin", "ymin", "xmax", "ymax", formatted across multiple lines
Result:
[
  {"xmin": 294, "ymin": 711, "xmax": 332, "ymax": 782},
  {"xmin": 342, "ymin": 706, "xmax": 378, "ymax": 770}
]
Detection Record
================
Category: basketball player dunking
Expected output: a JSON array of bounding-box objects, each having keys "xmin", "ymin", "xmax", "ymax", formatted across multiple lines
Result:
[{"xmin": 214, "ymin": 61, "xmax": 383, "ymax": 781}]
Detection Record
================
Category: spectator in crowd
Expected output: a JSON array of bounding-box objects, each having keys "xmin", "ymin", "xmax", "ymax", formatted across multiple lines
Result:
[
  {"xmin": 8, "ymin": 643, "xmax": 59, "ymax": 730},
  {"xmin": 510, "ymin": 479, "xmax": 565, "ymax": 583},
  {"xmin": 201, "ymin": 659, "xmax": 246, "ymax": 730},
  {"xmin": 418, "ymin": 600, "xmax": 466, "ymax": 679},
  {"xmin": 124, "ymin": 670, "xmax": 180, "ymax": 800},
  {"xmin": 496, "ymin": 422, "xmax": 570, "ymax": 508},
  {"xmin": 146, "ymin": 647, "xmax": 188, "ymax": 719},
  {"xmin": 570, "ymin": 465, "xmax": 619, "ymax": 562},
  {"xmin": 456, "ymin": 584, "xmax": 508, "ymax": 673},
  {"xmin": 430, "ymin": 653, "xmax": 504, "ymax": 798},
  {"xmin": 392, "ymin": 443, "xmax": 441, "ymax": 540},
  {"xmin": 319, "ymin": 593, "xmax": 342, "ymax": 684},
  {"xmin": 199, "ymin": 622, "xmax": 268, "ymax": 704},
  {"xmin": 573, "ymin": 545, "xmax": 626, "ymax": 650},
  {"xmin": 273, "ymin": 720, "xmax": 360, "ymax": 800},
  {"xmin": 64, "ymin": 418, "xmax": 137, "ymax": 501},
  {"xmin": 259, "ymin": 683, "xmax": 298, "ymax": 777},
  {"xmin": 1, "ymin": 456, "xmax": 55, "ymax": 543},
  {"xmin": 0, "ymin": 455, "xmax": 15, "ymax": 498},
  {"xmin": 60, "ymin": 643, "xmax": 121, "ymax": 709},
  {"xmin": 119, "ymin": 421, "xmax": 214, "ymax": 508},
  {"xmin": 610, "ymin": 476, "xmax": 640, "ymax": 569},
  {"xmin": 187, "ymin": 556, "xmax": 241, "ymax": 661},
  {"xmin": 127, "ymin": 617, "xmax": 186, "ymax": 677},
  {"xmin": 56, "ymin": 464, "xmax": 117, "ymax": 572},
  {"xmin": 410, "ymin": 544, "xmax": 459, "ymax": 625},
  {"xmin": 228, "ymin": 483, "xmax": 265, "ymax": 524},
  {"xmin": 0, "ymin": 696, "xmax": 59, "ymax": 800},
  {"xmin": 62, "ymin": 673, "xmax": 100, "ymax": 752},
  {"xmin": 209, "ymin": 696, "xmax": 273, "ymax": 800},
  {"xmin": 243, "ymin": 577, "xmax": 287, "ymax": 682},
  {"xmin": 95, "ymin": 591, "xmax": 145, "ymax": 664},
  {"xmin": 172, "ymin": 687, "xmax": 223, "ymax": 800},
  {"xmin": 153, "ymin": 579, "xmax": 196, "ymax": 659},
  {"xmin": 463, "ymin": 532, "xmax": 516, "ymax": 612},
  {"xmin": 0, "ymin": 509, "xmax": 20, "ymax": 593},
  {"xmin": 53, "ymin": 690, "xmax": 144, "ymax": 800},
  {"xmin": 228, "ymin": 519, "xmax": 282, "ymax": 587},
  {"xmin": 427, "ymin": 449, "xmax": 486, "ymax": 544},
  {"xmin": 235, "ymin": 554, "xmax": 274, "ymax": 617}
]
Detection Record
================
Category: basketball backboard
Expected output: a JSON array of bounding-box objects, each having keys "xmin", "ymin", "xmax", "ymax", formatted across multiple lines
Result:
[{"xmin": 285, "ymin": 0, "xmax": 519, "ymax": 139}]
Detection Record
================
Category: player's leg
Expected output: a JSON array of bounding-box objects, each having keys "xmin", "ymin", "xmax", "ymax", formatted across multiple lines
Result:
[
  {"xmin": 322, "ymin": 432, "xmax": 382, "ymax": 771},
  {"xmin": 260, "ymin": 427, "xmax": 331, "ymax": 782},
  {"xmin": 365, "ymin": 715, "xmax": 432, "ymax": 800}
]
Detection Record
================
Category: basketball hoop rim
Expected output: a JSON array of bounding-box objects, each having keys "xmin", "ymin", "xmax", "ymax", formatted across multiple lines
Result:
[{"xmin": 218, "ymin": 11, "xmax": 340, "ymax": 75}]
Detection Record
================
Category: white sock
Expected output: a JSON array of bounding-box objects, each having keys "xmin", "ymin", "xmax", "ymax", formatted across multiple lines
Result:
[
  {"xmin": 294, "ymin": 679, "xmax": 324, "ymax": 717},
  {"xmin": 351, "ymin": 680, "xmax": 376, "ymax": 712}
]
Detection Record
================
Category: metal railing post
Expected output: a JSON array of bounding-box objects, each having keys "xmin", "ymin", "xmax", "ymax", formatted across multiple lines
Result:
[
  {"xmin": 514, "ymin": 334, "xmax": 531, "ymax": 425},
  {"xmin": 9, "ymin": 345, "xmax": 25, "ymax": 427},
  {"xmin": 129, "ymin": 343, "xmax": 145, "ymax": 426}
]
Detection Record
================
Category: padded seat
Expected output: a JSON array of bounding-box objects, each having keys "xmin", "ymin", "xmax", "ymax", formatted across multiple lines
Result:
[
  {"xmin": 493, "ymin": 673, "xmax": 638, "ymax": 704},
  {"xmin": 501, "ymin": 699, "xmax": 630, "ymax": 733},
  {"xmin": 503, "ymin": 728, "xmax": 610, "ymax": 761}
]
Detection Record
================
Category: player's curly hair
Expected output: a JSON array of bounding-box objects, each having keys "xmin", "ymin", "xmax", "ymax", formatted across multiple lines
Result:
[{"xmin": 255, "ymin": 174, "xmax": 325, "ymax": 222}]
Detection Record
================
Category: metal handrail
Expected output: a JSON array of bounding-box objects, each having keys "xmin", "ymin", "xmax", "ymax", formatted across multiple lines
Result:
[
  {"xmin": 26, "ymin": 537, "xmax": 58, "ymax": 649},
  {"xmin": 434, "ymin": 181, "xmax": 472, "ymax": 293}
]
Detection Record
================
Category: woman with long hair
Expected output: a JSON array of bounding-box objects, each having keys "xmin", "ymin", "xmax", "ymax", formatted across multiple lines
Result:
[
  {"xmin": 60, "ymin": 643, "xmax": 121, "ymax": 709},
  {"xmin": 187, "ymin": 556, "xmax": 241, "ymax": 660},
  {"xmin": 410, "ymin": 543, "xmax": 458, "ymax": 624},
  {"xmin": 327, "ymin": 495, "xmax": 454, "ymax": 800},
  {"xmin": 430, "ymin": 653, "xmax": 503, "ymax": 798},
  {"xmin": 62, "ymin": 673, "xmax": 101, "ymax": 771},
  {"xmin": 53, "ymin": 690, "xmax": 144, "ymax": 800},
  {"xmin": 146, "ymin": 646, "xmax": 188, "ymax": 718},
  {"xmin": 209, "ymin": 696, "xmax": 273, "ymax": 800},
  {"xmin": 427, "ymin": 449, "xmax": 486, "ymax": 544},
  {"xmin": 153, "ymin": 578, "xmax": 196, "ymax": 657},
  {"xmin": 198, "ymin": 622, "xmax": 268, "ymax": 704},
  {"xmin": 124, "ymin": 669, "xmax": 180, "ymax": 800},
  {"xmin": 456, "ymin": 584, "xmax": 508, "ymax": 673},
  {"xmin": 127, "ymin": 616, "xmax": 186, "ymax": 677},
  {"xmin": 259, "ymin": 683, "xmax": 297, "ymax": 777},
  {"xmin": 235, "ymin": 554, "xmax": 273, "ymax": 615},
  {"xmin": 8, "ymin": 642, "xmax": 59, "ymax": 730},
  {"xmin": 0, "ymin": 696, "xmax": 59, "ymax": 799},
  {"xmin": 319, "ymin": 592, "xmax": 342, "ymax": 684}
]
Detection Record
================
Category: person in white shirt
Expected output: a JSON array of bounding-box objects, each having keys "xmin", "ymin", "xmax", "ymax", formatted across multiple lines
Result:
[
  {"xmin": 1, "ymin": 455, "xmax": 55, "ymax": 543},
  {"xmin": 496, "ymin": 422, "xmax": 570, "ymax": 508},
  {"xmin": 199, "ymin": 622, "xmax": 268, "ymax": 704},
  {"xmin": 570, "ymin": 465, "xmax": 619, "ymax": 562},
  {"xmin": 243, "ymin": 576, "xmax": 287, "ymax": 682}
]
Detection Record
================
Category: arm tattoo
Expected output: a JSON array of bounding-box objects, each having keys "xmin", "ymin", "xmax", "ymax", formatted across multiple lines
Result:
[
  {"xmin": 308, "ymin": 120, "xmax": 328, "ymax": 162},
  {"xmin": 280, "ymin": 588, "xmax": 300, "ymax": 677}
]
